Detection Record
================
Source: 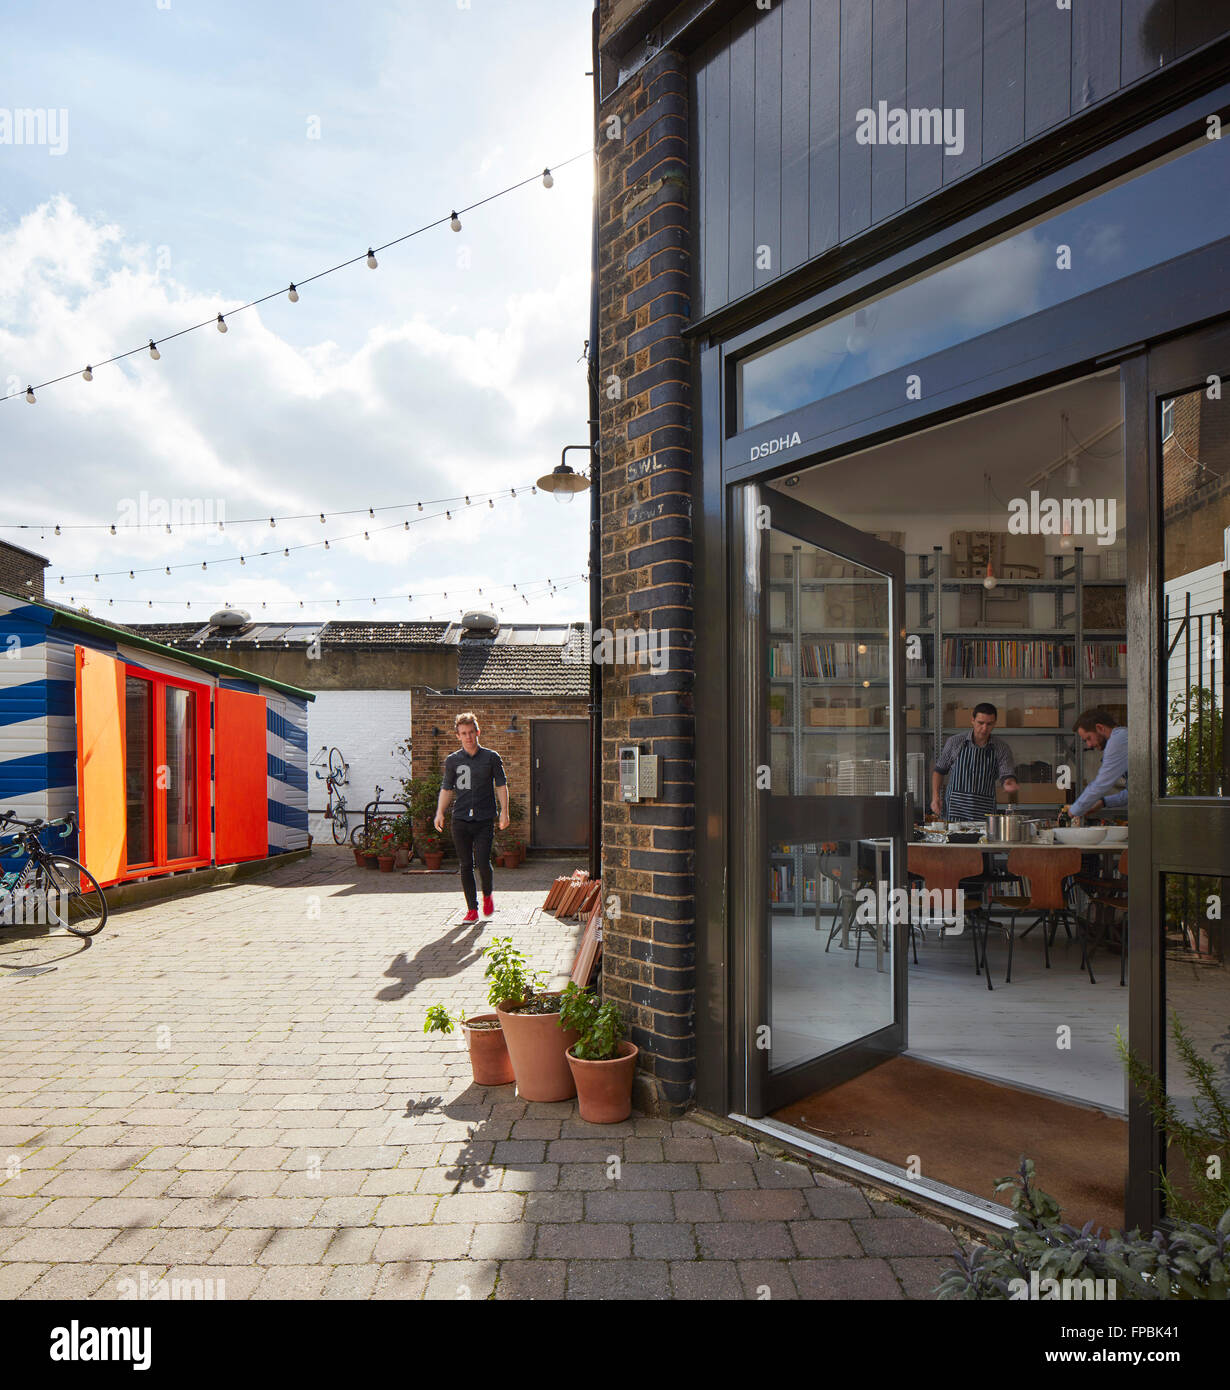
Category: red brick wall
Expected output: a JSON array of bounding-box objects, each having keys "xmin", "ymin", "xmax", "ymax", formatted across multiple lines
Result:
[
  {"xmin": 596, "ymin": 48, "xmax": 695, "ymax": 1116},
  {"xmin": 0, "ymin": 542, "xmax": 47, "ymax": 600},
  {"xmin": 410, "ymin": 692, "xmax": 589, "ymax": 847}
]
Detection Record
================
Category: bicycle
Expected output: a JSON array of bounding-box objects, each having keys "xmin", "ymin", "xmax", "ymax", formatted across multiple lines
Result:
[
  {"xmin": 313, "ymin": 747, "xmax": 352, "ymax": 845},
  {"xmin": 0, "ymin": 811, "xmax": 108, "ymax": 937}
]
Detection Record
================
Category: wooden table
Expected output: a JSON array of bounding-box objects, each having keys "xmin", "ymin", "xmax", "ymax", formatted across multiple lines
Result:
[{"xmin": 917, "ymin": 840, "xmax": 1129, "ymax": 853}]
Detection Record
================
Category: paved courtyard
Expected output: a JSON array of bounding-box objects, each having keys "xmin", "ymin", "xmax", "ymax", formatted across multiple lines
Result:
[{"xmin": 0, "ymin": 849, "xmax": 956, "ymax": 1300}]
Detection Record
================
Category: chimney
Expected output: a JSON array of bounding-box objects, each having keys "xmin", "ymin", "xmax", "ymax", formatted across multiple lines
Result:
[{"xmin": 0, "ymin": 540, "xmax": 50, "ymax": 601}]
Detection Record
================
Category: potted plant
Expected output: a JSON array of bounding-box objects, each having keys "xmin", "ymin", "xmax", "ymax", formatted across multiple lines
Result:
[
  {"xmin": 389, "ymin": 812, "xmax": 414, "ymax": 868},
  {"xmin": 507, "ymin": 796, "xmax": 527, "ymax": 863},
  {"xmin": 352, "ymin": 838, "xmax": 366, "ymax": 868},
  {"xmin": 360, "ymin": 829, "xmax": 380, "ymax": 869},
  {"xmin": 487, "ymin": 937, "xmax": 579, "ymax": 1101},
  {"xmin": 376, "ymin": 828, "xmax": 397, "ymax": 872},
  {"xmin": 558, "ymin": 982, "xmax": 638, "ymax": 1123},
  {"xmin": 418, "ymin": 829, "xmax": 445, "ymax": 870},
  {"xmin": 423, "ymin": 1003, "xmax": 514, "ymax": 1088},
  {"xmin": 403, "ymin": 770, "xmax": 445, "ymax": 838}
]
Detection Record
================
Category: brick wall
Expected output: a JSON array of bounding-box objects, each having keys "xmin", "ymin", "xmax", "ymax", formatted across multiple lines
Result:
[
  {"xmin": 410, "ymin": 692, "xmax": 589, "ymax": 846},
  {"xmin": 0, "ymin": 542, "xmax": 47, "ymax": 600},
  {"xmin": 596, "ymin": 48, "xmax": 696, "ymax": 1116}
]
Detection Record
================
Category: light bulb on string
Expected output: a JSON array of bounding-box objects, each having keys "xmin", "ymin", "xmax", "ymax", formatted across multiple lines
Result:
[
  {"xmin": 288, "ymin": 283, "xmax": 299, "ymax": 302},
  {"xmin": 417, "ymin": 503, "xmax": 423, "ymax": 511},
  {"xmin": 324, "ymin": 540, "xmax": 329, "ymax": 550},
  {"xmin": 403, "ymin": 521, "xmax": 409, "ymax": 530},
  {"xmin": 54, "ymin": 525, "xmax": 61, "ymax": 536},
  {"xmin": 283, "ymin": 548, "xmax": 289, "ymax": 557},
  {"xmin": 109, "ymin": 524, "xmax": 116, "ymax": 535},
  {"xmin": 319, "ymin": 514, "xmax": 326, "ymax": 523},
  {"xmin": 450, "ymin": 211, "xmax": 462, "ymax": 232},
  {"xmin": 240, "ymin": 556, "xmax": 245, "ymax": 565},
  {"xmin": 542, "ymin": 168, "xmax": 554, "ymax": 188},
  {"xmin": 165, "ymin": 524, "xmax": 172, "ymax": 534},
  {"xmin": 465, "ymin": 496, "xmax": 470, "ymax": 505},
  {"xmin": 216, "ymin": 314, "xmax": 228, "ymax": 333},
  {"xmin": 82, "ymin": 366, "xmax": 93, "ymax": 382},
  {"xmin": 445, "ymin": 511, "xmax": 451, "ymax": 520},
  {"xmin": 25, "ymin": 386, "xmax": 35, "ymax": 403},
  {"xmin": 366, "ymin": 248, "xmax": 378, "ymax": 269},
  {"xmin": 269, "ymin": 517, "xmax": 276, "ymax": 528},
  {"xmin": 488, "ymin": 499, "xmax": 493, "ymax": 508},
  {"xmin": 148, "ymin": 340, "xmax": 160, "ymax": 360}
]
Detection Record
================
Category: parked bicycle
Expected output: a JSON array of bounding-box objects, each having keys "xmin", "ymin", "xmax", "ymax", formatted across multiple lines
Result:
[
  {"xmin": 0, "ymin": 811, "xmax": 107, "ymax": 936},
  {"xmin": 313, "ymin": 746, "xmax": 352, "ymax": 845}
]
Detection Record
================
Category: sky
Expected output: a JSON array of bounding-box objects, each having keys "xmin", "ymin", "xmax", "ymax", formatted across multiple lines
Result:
[{"xmin": 0, "ymin": 0, "xmax": 595, "ymax": 624}]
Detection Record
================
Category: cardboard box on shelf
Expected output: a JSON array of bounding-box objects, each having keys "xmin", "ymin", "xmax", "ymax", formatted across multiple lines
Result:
[
  {"xmin": 1013, "ymin": 784, "xmax": 1070, "ymax": 805},
  {"xmin": 905, "ymin": 707, "xmax": 923, "ymax": 728},
  {"xmin": 1021, "ymin": 706, "xmax": 1059, "ymax": 727}
]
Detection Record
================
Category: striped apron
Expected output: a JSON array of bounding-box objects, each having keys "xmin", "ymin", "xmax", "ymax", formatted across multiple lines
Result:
[{"xmin": 944, "ymin": 738, "xmax": 999, "ymax": 820}]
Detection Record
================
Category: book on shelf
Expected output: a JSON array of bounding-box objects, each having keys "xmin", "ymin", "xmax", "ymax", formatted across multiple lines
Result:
[
  {"xmin": 771, "ymin": 640, "xmax": 889, "ymax": 679},
  {"xmin": 942, "ymin": 637, "xmax": 1075, "ymax": 679},
  {"xmin": 1085, "ymin": 642, "xmax": 1127, "ymax": 680}
]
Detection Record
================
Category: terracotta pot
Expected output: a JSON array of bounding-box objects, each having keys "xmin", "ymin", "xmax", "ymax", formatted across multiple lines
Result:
[
  {"xmin": 567, "ymin": 1041, "xmax": 638, "ymax": 1124},
  {"xmin": 393, "ymin": 846, "xmax": 410, "ymax": 868},
  {"xmin": 353, "ymin": 847, "xmax": 365, "ymax": 867},
  {"xmin": 378, "ymin": 855, "xmax": 395, "ymax": 872},
  {"xmin": 423, "ymin": 852, "xmax": 444, "ymax": 870},
  {"xmin": 495, "ymin": 997, "xmax": 580, "ymax": 1102},
  {"xmin": 364, "ymin": 854, "xmax": 379, "ymax": 869},
  {"xmin": 500, "ymin": 853, "xmax": 517, "ymax": 868},
  {"xmin": 462, "ymin": 1015, "xmax": 515, "ymax": 1087}
]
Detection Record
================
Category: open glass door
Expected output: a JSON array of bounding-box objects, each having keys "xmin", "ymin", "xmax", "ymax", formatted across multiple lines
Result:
[{"xmin": 735, "ymin": 484, "xmax": 908, "ymax": 1116}]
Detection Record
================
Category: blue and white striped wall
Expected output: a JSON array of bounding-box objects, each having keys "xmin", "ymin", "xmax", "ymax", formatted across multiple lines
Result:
[{"xmin": 0, "ymin": 593, "xmax": 311, "ymax": 869}]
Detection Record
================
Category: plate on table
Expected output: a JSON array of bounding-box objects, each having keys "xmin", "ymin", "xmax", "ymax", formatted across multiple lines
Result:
[
  {"xmin": 1102, "ymin": 826, "xmax": 1129, "ymax": 843},
  {"xmin": 1054, "ymin": 827, "xmax": 1107, "ymax": 846}
]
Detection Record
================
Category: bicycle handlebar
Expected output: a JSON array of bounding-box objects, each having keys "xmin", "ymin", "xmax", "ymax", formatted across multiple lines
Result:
[{"xmin": 0, "ymin": 810, "xmax": 76, "ymax": 837}]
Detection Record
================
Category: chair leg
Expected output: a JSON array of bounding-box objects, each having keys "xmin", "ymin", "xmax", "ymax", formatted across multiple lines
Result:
[{"xmin": 1005, "ymin": 913, "xmax": 1017, "ymax": 984}]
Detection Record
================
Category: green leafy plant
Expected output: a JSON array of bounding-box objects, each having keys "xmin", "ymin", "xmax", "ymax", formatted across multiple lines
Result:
[
  {"xmin": 558, "ymin": 981, "xmax": 625, "ymax": 1061},
  {"xmin": 935, "ymin": 1158, "xmax": 1230, "ymax": 1300},
  {"xmin": 482, "ymin": 936, "xmax": 547, "ymax": 1010},
  {"xmin": 1117, "ymin": 1014, "xmax": 1230, "ymax": 1227},
  {"xmin": 389, "ymin": 812, "xmax": 414, "ymax": 847},
  {"xmin": 402, "ymin": 770, "xmax": 445, "ymax": 827},
  {"xmin": 423, "ymin": 1004, "xmax": 460, "ymax": 1035}
]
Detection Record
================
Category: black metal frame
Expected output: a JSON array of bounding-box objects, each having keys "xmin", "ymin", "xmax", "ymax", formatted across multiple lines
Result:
[
  {"xmin": 730, "ymin": 486, "xmax": 907, "ymax": 1117},
  {"xmin": 692, "ymin": 105, "xmax": 1230, "ymax": 1225}
]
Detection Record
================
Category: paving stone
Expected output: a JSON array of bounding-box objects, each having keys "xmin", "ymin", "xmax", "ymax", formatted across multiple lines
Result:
[
  {"xmin": 852, "ymin": 1217, "xmax": 955, "ymax": 1257},
  {"xmin": 662, "ymin": 1137, "xmax": 719, "ymax": 1163},
  {"xmin": 696, "ymin": 1221, "xmax": 795, "ymax": 1260},
  {"xmin": 752, "ymin": 1159, "xmax": 817, "ymax": 1189},
  {"xmin": 321, "ymin": 1264, "xmax": 381, "ymax": 1298},
  {"xmin": 370, "ymin": 1262, "xmax": 433, "ymax": 1300},
  {"xmin": 717, "ymin": 1189, "xmax": 809, "ymax": 1222},
  {"xmin": 522, "ymin": 1191, "xmax": 584, "ymax": 1224},
  {"xmin": 890, "ymin": 1256, "xmax": 953, "ymax": 1299},
  {"xmin": 424, "ymin": 1259, "xmax": 499, "ymax": 1301},
  {"xmin": 737, "ymin": 1261, "xmax": 798, "ymax": 1300},
  {"xmin": 372, "ymin": 1195, "xmax": 438, "ymax": 1225},
  {"xmin": 144, "ymin": 1228, "xmax": 228, "ymax": 1264},
  {"xmin": 631, "ymin": 1222, "xmax": 696, "ymax": 1259},
  {"xmin": 669, "ymin": 1260, "xmax": 742, "ymax": 1300},
  {"xmin": 71, "ymin": 1198, "xmax": 178, "ymax": 1228},
  {"xmin": 585, "ymin": 1190, "xmax": 674, "ymax": 1223},
  {"xmin": 22, "ymin": 1263, "xmax": 116, "ymax": 1300},
  {"xmin": 537, "ymin": 1223, "xmax": 631, "ymax": 1259},
  {"xmin": 787, "ymin": 1219, "xmax": 862, "ymax": 1258},
  {"xmin": 672, "ymin": 1191, "xmax": 722, "ymax": 1222},
  {"xmin": 566, "ymin": 1259, "xmax": 670, "ymax": 1300},
  {"xmin": 493, "ymin": 1259, "xmax": 567, "ymax": 1300},
  {"xmin": 5, "ymin": 1227, "xmax": 119, "ymax": 1262},
  {"xmin": 789, "ymin": 1257, "xmax": 905, "ymax": 1300},
  {"xmin": 469, "ymin": 1222, "xmax": 536, "ymax": 1261},
  {"xmin": 257, "ymin": 1229, "xmax": 336, "ymax": 1264},
  {"xmin": 372, "ymin": 1224, "xmax": 473, "ymax": 1262},
  {"xmin": 803, "ymin": 1185, "xmax": 874, "ymax": 1220},
  {"xmin": 222, "ymin": 1198, "xmax": 322, "ymax": 1228},
  {"xmin": 698, "ymin": 1163, "xmax": 757, "ymax": 1190},
  {"xmin": 253, "ymin": 1266, "xmax": 331, "ymax": 1298},
  {"xmin": 431, "ymin": 1192, "xmax": 525, "ymax": 1224}
]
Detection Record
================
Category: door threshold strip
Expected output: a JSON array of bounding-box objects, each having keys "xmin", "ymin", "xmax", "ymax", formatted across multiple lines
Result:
[{"xmin": 730, "ymin": 1112, "xmax": 1018, "ymax": 1230}]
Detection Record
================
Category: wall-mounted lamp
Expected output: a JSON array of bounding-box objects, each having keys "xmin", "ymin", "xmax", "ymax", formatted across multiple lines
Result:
[
  {"xmin": 505, "ymin": 714, "xmax": 521, "ymax": 734},
  {"xmin": 537, "ymin": 445, "xmax": 592, "ymax": 505},
  {"xmin": 430, "ymin": 726, "xmax": 442, "ymax": 738}
]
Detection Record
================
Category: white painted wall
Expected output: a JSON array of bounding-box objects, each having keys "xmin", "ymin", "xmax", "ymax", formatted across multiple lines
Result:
[{"xmin": 306, "ymin": 689, "xmax": 411, "ymax": 840}]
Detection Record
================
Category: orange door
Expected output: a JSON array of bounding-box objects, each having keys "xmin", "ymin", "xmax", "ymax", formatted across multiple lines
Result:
[
  {"xmin": 74, "ymin": 646, "xmax": 127, "ymax": 886},
  {"xmin": 214, "ymin": 688, "xmax": 268, "ymax": 863}
]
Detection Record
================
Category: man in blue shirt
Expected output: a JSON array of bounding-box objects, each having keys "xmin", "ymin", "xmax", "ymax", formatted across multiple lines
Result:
[
  {"xmin": 434, "ymin": 712, "xmax": 510, "ymax": 924},
  {"xmin": 1068, "ymin": 709, "xmax": 1129, "ymax": 822}
]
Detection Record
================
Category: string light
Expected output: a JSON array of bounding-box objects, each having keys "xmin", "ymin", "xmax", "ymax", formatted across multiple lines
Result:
[
  {"xmin": 542, "ymin": 168, "xmax": 554, "ymax": 188},
  {"xmin": 216, "ymin": 314, "xmax": 228, "ymax": 334},
  {"xmin": 2, "ymin": 149, "xmax": 590, "ymax": 404},
  {"xmin": 82, "ymin": 366, "xmax": 93, "ymax": 382}
]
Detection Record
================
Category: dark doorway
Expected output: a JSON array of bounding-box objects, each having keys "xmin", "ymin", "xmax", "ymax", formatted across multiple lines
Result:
[{"xmin": 530, "ymin": 720, "xmax": 590, "ymax": 849}]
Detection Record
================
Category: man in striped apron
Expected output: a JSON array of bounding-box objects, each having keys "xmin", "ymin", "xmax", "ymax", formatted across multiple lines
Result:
[{"xmin": 931, "ymin": 703, "xmax": 1019, "ymax": 820}]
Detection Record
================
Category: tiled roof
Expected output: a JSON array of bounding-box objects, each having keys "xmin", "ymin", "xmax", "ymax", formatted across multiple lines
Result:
[
  {"xmin": 454, "ymin": 626, "xmax": 590, "ymax": 697},
  {"xmin": 126, "ymin": 620, "xmax": 450, "ymax": 649}
]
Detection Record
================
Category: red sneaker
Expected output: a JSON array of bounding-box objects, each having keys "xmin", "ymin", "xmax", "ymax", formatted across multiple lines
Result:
[
  {"xmin": 482, "ymin": 895, "xmax": 495, "ymax": 918},
  {"xmin": 462, "ymin": 908, "xmax": 479, "ymax": 924}
]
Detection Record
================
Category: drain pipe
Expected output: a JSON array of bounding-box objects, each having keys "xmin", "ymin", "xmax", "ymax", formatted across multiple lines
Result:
[{"xmin": 587, "ymin": 0, "xmax": 602, "ymax": 882}]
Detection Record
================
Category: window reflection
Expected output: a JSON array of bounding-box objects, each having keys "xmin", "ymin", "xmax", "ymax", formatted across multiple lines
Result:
[{"xmin": 740, "ymin": 138, "xmax": 1228, "ymax": 431}]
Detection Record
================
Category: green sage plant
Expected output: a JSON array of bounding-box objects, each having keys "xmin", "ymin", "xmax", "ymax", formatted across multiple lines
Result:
[
  {"xmin": 935, "ymin": 1158, "xmax": 1230, "ymax": 1300},
  {"xmin": 1117, "ymin": 1013, "xmax": 1230, "ymax": 1227}
]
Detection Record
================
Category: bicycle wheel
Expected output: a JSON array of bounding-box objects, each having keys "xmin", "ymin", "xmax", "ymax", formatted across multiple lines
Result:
[
  {"xmin": 40, "ymin": 856, "xmax": 107, "ymax": 936},
  {"xmin": 349, "ymin": 822, "xmax": 365, "ymax": 848},
  {"xmin": 331, "ymin": 803, "xmax": 349, "ymax": 844},
  {"xmin": 328, "ymin": 747, "xmax": 347, "ymax": 783}
]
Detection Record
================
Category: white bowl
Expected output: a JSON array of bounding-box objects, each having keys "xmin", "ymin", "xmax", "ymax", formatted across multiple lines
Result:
[
  {"xmin": 1054, "ymin": 827, "xmax": 1107, "ymax": 846},
  {"xmin": 1102, "ymin": 826, "xmax": 1129, "ymax": 843}
]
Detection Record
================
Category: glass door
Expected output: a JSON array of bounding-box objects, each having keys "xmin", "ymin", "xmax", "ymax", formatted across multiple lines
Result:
[{"xmin": 735, "ymin": 484, "xmax": 908, "ymax": 1116}]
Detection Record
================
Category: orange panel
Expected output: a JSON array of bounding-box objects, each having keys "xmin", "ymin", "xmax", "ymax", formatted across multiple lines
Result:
[
  {"xmin": 75, "ymin": 646, "xmax": 127, "ymax": 886},
  {"xmin": 214, "ymin": 688, "xmax": 268, "ymax": 863}
]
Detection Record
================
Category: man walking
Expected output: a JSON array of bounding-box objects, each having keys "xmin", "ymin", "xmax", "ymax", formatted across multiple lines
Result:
[
  {"xmin": 931, "ymin": 702, "xmax": 1020, "ymax": 819},
  {"xmin": 1067, "ymin": 709, "xmax": 1128, "ymax": 823},
  {"xmin": 434, "ymin": 712, "xmax": 510, "ymax": 924}
]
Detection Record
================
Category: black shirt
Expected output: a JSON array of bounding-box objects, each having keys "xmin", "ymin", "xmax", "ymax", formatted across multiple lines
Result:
[{"xmin": 442, "ymin": 745, "xmax": 507, "ymax": 822}]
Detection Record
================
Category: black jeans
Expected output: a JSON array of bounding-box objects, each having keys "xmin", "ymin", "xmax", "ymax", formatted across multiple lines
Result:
[{"xmin": 452, "ymin": 817, "xmax": 494, "ymax": 909}]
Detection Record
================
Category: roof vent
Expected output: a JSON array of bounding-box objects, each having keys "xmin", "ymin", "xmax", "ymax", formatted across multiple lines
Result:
[
  {"xmin": 460, "ymin": 610, "xmax": 499, "ymax": 637},
  {"xmin": 208, "ymin": 608, "xmax": 251, "ymax": 629}
]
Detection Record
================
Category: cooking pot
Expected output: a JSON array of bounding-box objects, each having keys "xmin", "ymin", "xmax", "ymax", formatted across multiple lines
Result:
[{"xmin": 984, "ymin": 814, "xmax": 1038, "ymax": 842}]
